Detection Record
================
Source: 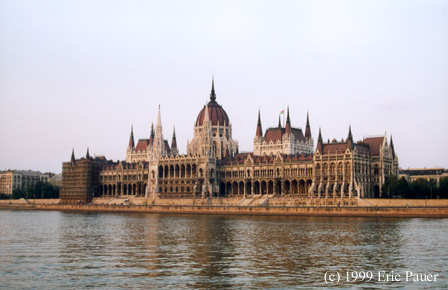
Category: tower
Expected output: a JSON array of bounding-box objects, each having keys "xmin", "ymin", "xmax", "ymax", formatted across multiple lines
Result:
[{"xmin": 171, "ymin": 127, "xmax": 178, "ymax": 156}]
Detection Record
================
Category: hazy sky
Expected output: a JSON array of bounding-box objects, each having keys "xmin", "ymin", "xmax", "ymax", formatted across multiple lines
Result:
[{"xmin": 1, "ymin": 0, "xmax": 447, "ymax": 173}]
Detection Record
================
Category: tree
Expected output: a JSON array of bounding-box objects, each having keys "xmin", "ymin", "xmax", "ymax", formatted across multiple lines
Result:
[
  {"xmin": 12, "ymin": 188, "xmax": 26, "ymax": 199},
  {"xmin": 438, "ymin": 177, "xmax": 448, "ymax": 199},
  {"xmin": 397, "ymin": 177, "xmax": 411, "ymax": 198},
  {"xmin": 10, "ymin": 182, "xmax": 59, "ymax": 200},
  {"xmin": 410, "ymin": 178, "xmax": 431, "ymax": 199},
  {"xmin": 382, "ymin": 175, "xmax": 409, "ymax": 198}
]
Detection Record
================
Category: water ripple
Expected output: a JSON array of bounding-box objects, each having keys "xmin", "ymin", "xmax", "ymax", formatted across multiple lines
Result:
[{"xmin": 0, "ymin": 211, "xmax": 447, "ymax": 289}]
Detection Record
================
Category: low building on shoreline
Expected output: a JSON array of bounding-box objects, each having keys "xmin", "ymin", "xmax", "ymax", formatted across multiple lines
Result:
[
  {"xmin": 400, "ymin": 168, "xmax": 448, "ymax": 187},
  {"xmin": 61, "ymin": 80, "xmax": 399, "ymax": 204},
  {"xmin": 0, "ymin": 170, "xmax": 51, "ymax": 195}
]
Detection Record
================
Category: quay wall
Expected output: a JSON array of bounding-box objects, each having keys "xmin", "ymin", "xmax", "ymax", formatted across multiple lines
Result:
[
  {"xmin": 1, "ymin": 202, "xmax": 448, "ymax": 218},
  {"xmin": 1, "ymin": 198, "xmax": 448, "ymax": 217},
  {"xmin": 360, "ymin": 198, "xmax": 448, "ymax": 207}
]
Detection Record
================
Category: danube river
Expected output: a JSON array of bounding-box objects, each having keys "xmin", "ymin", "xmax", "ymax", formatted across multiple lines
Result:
[{"xmin": 0, "ymin": 210, "xmax": 447, "ymax": 289}]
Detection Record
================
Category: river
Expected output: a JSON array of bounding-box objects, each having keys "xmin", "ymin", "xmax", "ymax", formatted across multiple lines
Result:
[{"xmin": 0, "ymin": 210, "xmax": 447, "ymax": 289}]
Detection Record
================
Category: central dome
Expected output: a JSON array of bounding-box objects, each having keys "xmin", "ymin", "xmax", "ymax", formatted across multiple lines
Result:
[{"xmin": 195, "ymin": 80, "xmax": 230, "ymax": 127}]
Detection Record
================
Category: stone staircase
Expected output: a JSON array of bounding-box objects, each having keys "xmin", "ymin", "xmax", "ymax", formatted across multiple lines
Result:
[{"xmin": 237, "ymin": 194, "xmax": 270, "ymax": 207}]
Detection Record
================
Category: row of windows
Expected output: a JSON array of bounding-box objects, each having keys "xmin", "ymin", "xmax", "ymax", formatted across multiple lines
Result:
[{"xmin": 222, "ymin": 167, "xmax": 313, "ymax": 179}]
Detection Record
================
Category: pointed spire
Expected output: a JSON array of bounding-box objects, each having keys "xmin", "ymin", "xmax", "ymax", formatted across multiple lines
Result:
[
  {"xmin": 156, "ymin": 105, "xmax": 162, "ymax": 128},
  {"xmin": 390, "ymin": 135, "xmax": 395, "ymax": 158},
  {"xmin": 285, "ymin": 106, "xmax": 291, "ymax": 133},
  {"xmin": 317, "ymin": 127, "xmax": 323, "ymax": 153},
  {"xmin": 171, "ymin": 127, "xmax": 177, "ymax": 151},
  {"xmin": 86, "ymin": 147, "xmax": 90, "ymax": 159},
  {"xmin": 256, "ymin": 109, "xmax": 263, "ymax": 137},
  {"xmin": 204, "ymin": 102, "xmax": 210, "ymax": 123},
  {"xmin": 210, "ymin": 77, "xmax": 216, "ymax": 103},
  {"xmin": 347, "ymin": 125, "xmax": 353, "ymax": 149},
  {"xmin": 128, "ymin": 125, "xmax": 135, "ymax": 149},
  {"xmin": 71, "ymin": 149, "xmax": 75, "ymax": 163},
  {"xmin": 305, "ymin": 111, "xmax": 312, "ymax": 139},
  {"xmin": 149, "ymin": 123, "xmax": 155, "ymax": 146},
  {"xmin": 278, "ymin": 115, "xmax": 282, "ymax": 128},
  {"xmin": 153, "ymin": 105, "xmax": 165, "ymax": 157},
  {"xmin": 347, "ymin": 125, "xmax": 353, "ymax": 141}
]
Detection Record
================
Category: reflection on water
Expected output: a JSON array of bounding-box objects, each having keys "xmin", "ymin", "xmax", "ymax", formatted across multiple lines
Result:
[{"xmin": 0, "ymin": 211, "xmax": 447, "ymax": 289}]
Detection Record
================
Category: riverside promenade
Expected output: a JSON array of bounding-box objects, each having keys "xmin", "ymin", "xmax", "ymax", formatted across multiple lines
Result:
[{"xmin": 1, "ymin": 197, "xmax": 448, "ymax": 218}]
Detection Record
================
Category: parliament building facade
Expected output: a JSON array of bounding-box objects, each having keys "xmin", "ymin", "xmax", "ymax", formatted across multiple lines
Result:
[{"xmin": 61, "ymin": 80, "xmax": 399, "ymax": 204}]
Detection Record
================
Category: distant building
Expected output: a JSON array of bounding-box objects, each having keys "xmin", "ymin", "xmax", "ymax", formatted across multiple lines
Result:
[
  {"xmin": 61, "ymin": 79, "xmax": 400, "ymax": 203},
  {"xmin": 400, "ymin": 168, "xmax": 448, "ymax": 187},
  {"xmin": 0, "ymin": 170, "xmax": 50, "ymax": 195},
  {"xmin": 49, "ymin": 174, "xmax": 63, "ymax": 188}
]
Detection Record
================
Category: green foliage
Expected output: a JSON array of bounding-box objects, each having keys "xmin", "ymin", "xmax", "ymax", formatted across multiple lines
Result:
[
  {"xmin": 382, "ymin": 176, "xmax": 411, "ymax": 198},
  {"xmin": 12, "ymin": 188, "xmax": 26, "ymax": 199},
  {"xmin": 0, "ymin": 193, "xmax": 11, "ymax": 200},
  {"xmin": 11, "ymin": 182, "xmax": 59, "ymax": 199},
  {"xmin": 409, "ymin": 178, "xmax": 429, "ymax": 199},
  {"xmin": 382, "ymin": 176, "xmax": 441, "ymax": 199},
  {"xmin": 437, "ymin": 177, "xmax": 448, "ymax": 198}
]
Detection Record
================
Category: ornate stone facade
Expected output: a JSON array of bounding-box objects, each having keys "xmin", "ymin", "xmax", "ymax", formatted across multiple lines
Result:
[{"xmin": 61, "ymin": 79, "xmax": 399, "ymax": 203}]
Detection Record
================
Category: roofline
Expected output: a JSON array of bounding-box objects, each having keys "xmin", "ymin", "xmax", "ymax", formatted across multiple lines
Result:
[{"xmin": 363, "ymin": 135, "xmax": 385, "ymax": 139}]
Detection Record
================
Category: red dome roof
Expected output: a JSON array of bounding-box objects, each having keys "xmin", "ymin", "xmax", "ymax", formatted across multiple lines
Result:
[
  {"xmin": 196, "ymin": 102, "xmax": 230, "ymax": 126},
  {"xmin": 195, "ymin": 80, "xmax": 230, "ymax": 126}
]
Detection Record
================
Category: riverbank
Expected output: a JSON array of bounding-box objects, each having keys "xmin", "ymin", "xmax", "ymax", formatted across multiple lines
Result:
[{"xmin": 1, "ymin": 197, "xmax": 448, "ymax": 217}]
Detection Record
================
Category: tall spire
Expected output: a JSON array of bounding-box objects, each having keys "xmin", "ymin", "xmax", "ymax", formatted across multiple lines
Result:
[
  {"xmin": 347, "ymin": 125, "xmax": 353, "ymax": 141},
  {"xmin": 278, "ymin": 115, "xmax": 282, "ymax": 128},
  {"xmin": 317, "ymin": 127, "xmax": 323, "ymax": 152},
  {"xmin": 210, "ymin": 77, "xmax": 216, "ymax": 103},
  {"xmin": 86, "ymin": 147, "xmax": 90, "ymax": 159},
  {"xmin": 149, "ymin": 123, "xmax": 155, "ymax": 146},
  {"xmin": 128, "ymin": 125, "xmax": 135, "ymax": 149},
  {"xmin": 71, "ymin": 149, "xmax": 75, "ymax": 164},
  {"xmin": 171, "ymin": 127, "xmax": 177, "ymax": 148},
  {"xmin": 305, "ymin": 111, "xmax": 312, "ymax": 139},
  {"xmin": 202, "ymin": 102, "xmax": 212, "ymax": 156},
  {"xmin": 256, "ymin": 109, "xmax": 263, "ymax": 137},
  {"xmin": 171, "ymin": 127, "xmax": 178, "ymax": 155},
  {"xmin": 204, "ymin": 102, "xmax": 210, "ymax": 123},
  {"xmin": 390, "ymin": 135, "xmax": 395, "ymax": 159},
  {"xmin": 153, "ymin": 105, "xmax": 165, "ymax": 157},
  {"xmin": 156, "ymin": 105, "xmax": 162, "ymax": 128},
  {"xmin": 347, "ymin": 125, "xmax": 353, "ymax": 149},
  {"xmin": 285, "ymin": 106, "xmax": 291, "ymax": 133}
]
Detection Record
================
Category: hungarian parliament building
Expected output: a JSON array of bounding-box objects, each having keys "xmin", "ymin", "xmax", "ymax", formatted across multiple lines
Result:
[{"xmin": 61, "ymin": 80, "xmax": 399, "ymax": 204}]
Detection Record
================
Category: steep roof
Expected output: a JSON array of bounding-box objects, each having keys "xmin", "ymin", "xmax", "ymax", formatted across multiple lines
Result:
[
  {"xmin": 363, "ymin": 137, "xmax": 385, "ymax": 156},
  {"xmin": 291, "ymin": 128, "xmax": 306, "ymax": 142},
  {"xmin": 136, "ymin": 139, "xmax": 149, "ymax": 151},
  {"xmin": 322, "ymin": 143, "xmax": 347, "ymax": 155},
  {"xmin": 264, "ymin": 127, "xmax": 305, "ymax": 142},
  {"xmin": 264, "ymin": 127, "xmax": 284, "ymax": 142}
]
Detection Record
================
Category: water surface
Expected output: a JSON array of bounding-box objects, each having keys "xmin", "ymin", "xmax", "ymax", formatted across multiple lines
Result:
[{"xmin": 0, "ymin": 210, "xmax": 447, "ymax": 289}]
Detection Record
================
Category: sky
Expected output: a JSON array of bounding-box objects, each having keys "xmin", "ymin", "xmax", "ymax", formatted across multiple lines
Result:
[{"xmin": 1, "ymin": 0, "xmax": 447, "ymax": 174}]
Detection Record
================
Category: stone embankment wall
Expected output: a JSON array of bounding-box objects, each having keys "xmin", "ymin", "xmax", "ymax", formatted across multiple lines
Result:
[
  {"xmin": 360, "ymin": 198, "xmax": 448, "ymax": 207},
  {"xmin": 29, "ymin": 203, "xmax": 448, "ymax": 218},
  {"xmin": 0, "ymin": 198, "xmax": 59, "ymax": 205},
  {"xmin": 1, "ymin": 197, "xmax": 448, "ymax": 217}
]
